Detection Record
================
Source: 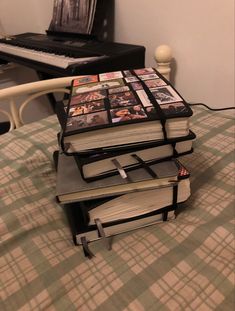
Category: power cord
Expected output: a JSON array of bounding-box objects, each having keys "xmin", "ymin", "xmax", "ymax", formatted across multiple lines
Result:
[{"xmin": 188, "ymin": 102, "xmax": 235, "ymax": 111}]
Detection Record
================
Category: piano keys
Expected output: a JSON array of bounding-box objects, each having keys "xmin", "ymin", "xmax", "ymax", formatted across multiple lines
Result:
[
  {"xmin": 0, "ymin": 42, "xmax": 107, "ymax": 69},
  {"xmin": 0, "ymin": 31, "xmax": 145, "ymax": 77}
]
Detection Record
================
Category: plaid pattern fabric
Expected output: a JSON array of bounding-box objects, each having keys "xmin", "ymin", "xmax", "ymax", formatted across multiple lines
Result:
[{"xmin": 0, "ymin": 107, "xmax": 234, "ymax": 311}]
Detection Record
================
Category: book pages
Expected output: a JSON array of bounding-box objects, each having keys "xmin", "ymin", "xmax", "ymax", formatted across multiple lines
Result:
[{"xmin": 88, "ymin": 179, "xmax": 190, "ymax": 224}]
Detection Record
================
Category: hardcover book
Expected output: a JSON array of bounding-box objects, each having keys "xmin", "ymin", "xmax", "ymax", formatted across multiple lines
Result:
[
  {"xmin": 66, "ymin": 200, "xmax": 177, "ymax": 248},
  {"xmin": 74, "ymin": 130, "xmax": 196, "ymax": 181},
  {"xmin": 64, "ymin": 162, "xmax": 190, "ymax": 252},
  {"xmin": 56, "ymin": 152, "xmax": 180, "ymax": 203},
  {"xmin": 56, "ymin": 67, "xmax": 193, "ymax": 155},
  {"xmin": 56, "ymin": 149, "xmax": 189, "ymax": 202}
]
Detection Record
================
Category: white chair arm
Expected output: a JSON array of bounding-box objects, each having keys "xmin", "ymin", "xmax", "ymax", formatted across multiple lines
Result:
[
  {"xmin": 0, "ymin": 76, "xmax": 77, "ymax": 100},
  {"xmin": 0, "ymin": 76, "xmax": 79, "ymax": 131}
]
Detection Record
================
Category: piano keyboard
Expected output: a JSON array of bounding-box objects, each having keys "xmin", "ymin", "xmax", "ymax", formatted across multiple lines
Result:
[
  {"xmin": 0, "ymin": 32, "xmax": 145, "ymax": 77},
  {"xmin": 0, "ymin": 43, "xmax": 105, "ymax": 69}
]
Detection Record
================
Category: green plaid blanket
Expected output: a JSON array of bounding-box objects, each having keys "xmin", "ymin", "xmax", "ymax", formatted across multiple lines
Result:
[{"xmin": 0, "ymin": 107, "xmax": 234, "ymax": 311}]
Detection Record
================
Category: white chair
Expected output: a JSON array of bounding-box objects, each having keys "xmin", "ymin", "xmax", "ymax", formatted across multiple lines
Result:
[{"xmin": 0, "ymin": 45, "xmax": 172, "ymax": 132}]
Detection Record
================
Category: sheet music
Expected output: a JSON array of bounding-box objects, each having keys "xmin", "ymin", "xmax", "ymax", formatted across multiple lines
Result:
[
  {"xmin": 49, "ymin": 0, "xmax": 97, "ymax": 34},
  {"xmin": 87, "ymin": 0, "xmax": 97, "ymax": 34}
]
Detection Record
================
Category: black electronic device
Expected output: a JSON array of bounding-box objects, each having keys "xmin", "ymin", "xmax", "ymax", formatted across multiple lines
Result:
[{"xmin": 0, "ymin": 32, "xmax": 145, "ymax": 78}]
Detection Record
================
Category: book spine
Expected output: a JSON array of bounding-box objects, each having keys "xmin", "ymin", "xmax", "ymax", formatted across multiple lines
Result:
[
  {"xmin": 75, "ymin": 208, "xmax": 176, "ymax": 246},
  {"xmin": 75, "ymin": 147, "xmax": 193, "ymax": 182}
]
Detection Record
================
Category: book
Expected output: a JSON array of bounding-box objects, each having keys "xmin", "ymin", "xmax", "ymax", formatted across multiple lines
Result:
[
  {"xmin": 55, "ymin": 152, "xmax": 188, "ymax": 204},
  {"xmin": 56, "ymin": 67, "xmax": 193, "ymax": 155},
  {"xmin": 64, "ymin": 163, "xmax": 190, "ymax": 247},
  {"xmin": 67, "ymin": 200, "xmax": 177, "ymax": 246},
  {"xmin": 74, "ymin": 130, "xmax": 196, "ymax": 181},
  {"xmin": 88, "ymin": 178, "xmax": 190, "ymax": 225}
]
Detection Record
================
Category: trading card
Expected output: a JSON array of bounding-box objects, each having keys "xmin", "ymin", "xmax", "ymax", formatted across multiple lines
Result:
[
  {"xmin": 109, "ymin": 91, "xmax": 138, "ymax": 108},
  {"xmin": 123, "ymin": 70, "xmax": 133, "ymax": 77},
  {"xmin": 136, "ymin": 90, "xmax": 152, "ymax": 107},
  {"xmin": 108, "ymin": 86, "xmax": 130, "ymax": 94},
  {"xmin": 144, "ymin": 78, "xmax": 167, "ymax": 89},
  {"xmin": 86, "ymin": 111, "xmax": 109, "ymax": 127},
  {"xmin": 152, "ymin": 85, "xmax": 182, "ymax": 105},
  {"xmin": 73, "ymin": 75, "xmax": 98, "ymax": 86},
  {"xmin": 110, "ymin": 105, "xmax": 147, "ymax": 123},
  {"xmin": 99, "ymin": 71, "xmax": 123, "ymax": 81},
  {"xmin": 138, "ymin": 73, "xmax": 159, "ymax": 81},
  {"xmin": 134, "ymin": 67, "xmax": 155, "ymax": 75},
  {"xmin": 68, "ymin": 100, "xmax": 105, "ymax": 116},
  {"xmin": 160, "ymin": 102, "xmax": 188, "ymax": 116},
  {"xmin": 130, "ymin": 82, "xmax": 143, "ymax": 91},
  {"xmin": 73, "ymin": 79, "xmax": 125, "ymax": 94},
  {"xmin": 70, "ymin": 90, "xmax": 106, "ymax": 105},
  {"xmin": 66, "ymin": 110, "xmax": 109, "ymax": 131},
  {"xmin": 125, "ymin": 76, "xmax": 139, "ymax": 83},
  {"xmin": 145, "ymin": 106, "xmax": 158, "ymax": 118}
]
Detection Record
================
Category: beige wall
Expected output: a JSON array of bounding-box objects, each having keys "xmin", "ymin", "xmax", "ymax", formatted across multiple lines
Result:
[
  {"xmin": 0, "ymin": 0, "xmax": 54, "ymax": 122},
  {"xmin": 0, "ymin": 0, "xmax": 53, "ymax": 35},
  {"xmin": 0, "ymin": 0, "xmax": 234, "ymax": 110},
  {"xmin": 114, "ymin": 0, "xmax": 234, "ymax": 108}
]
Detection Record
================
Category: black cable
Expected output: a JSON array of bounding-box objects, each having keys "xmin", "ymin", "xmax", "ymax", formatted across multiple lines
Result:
[{"xmin": 188, "ymin": 102, "xmax": 235, "ymax": 111}]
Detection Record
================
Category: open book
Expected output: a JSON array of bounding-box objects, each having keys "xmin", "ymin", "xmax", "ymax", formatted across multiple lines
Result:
[{"xmin": 56, "ymin": 67, "xmax": 193, "ymax": 155}]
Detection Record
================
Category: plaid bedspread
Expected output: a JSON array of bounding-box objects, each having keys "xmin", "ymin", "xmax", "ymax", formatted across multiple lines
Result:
[{"xmin": 0, "ymin": 107, "xmax": 234, "ymax": 311}]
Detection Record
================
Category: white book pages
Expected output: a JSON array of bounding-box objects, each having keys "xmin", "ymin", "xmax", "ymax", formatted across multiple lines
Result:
[
  {"xmin": 83, "ymin": 140, "xmax": 193, "ymax": 178},
  {"xmin": 89, "ymin": 179, "xmax": 190, "ymax": 224},
  {"xmin": 65, "ymin": 118, "xmax": 189, "ymax": 153},
  {"xmin": 76, "ymin": 210, "xmax": 176, "ymax": 244}
]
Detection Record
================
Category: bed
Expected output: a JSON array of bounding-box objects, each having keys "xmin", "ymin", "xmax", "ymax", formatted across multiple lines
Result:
[
  {"xmin": 1, "ymin": 106, "xmax": 234, "ymax": 311},
  {"xmin": 0, "ymin": 52, "xmax": 234, "ymax": 310}
]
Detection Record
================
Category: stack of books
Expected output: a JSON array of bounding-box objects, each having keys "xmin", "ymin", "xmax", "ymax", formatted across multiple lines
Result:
[{"xmin": 55, "ymin": 67, "xmax": 195, "ymax": 258}]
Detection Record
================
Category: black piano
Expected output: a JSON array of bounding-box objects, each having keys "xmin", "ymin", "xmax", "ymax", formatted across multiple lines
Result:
[{"xmin": 0, "ymin": 31, "xmax": 145, "ymax": 78}]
